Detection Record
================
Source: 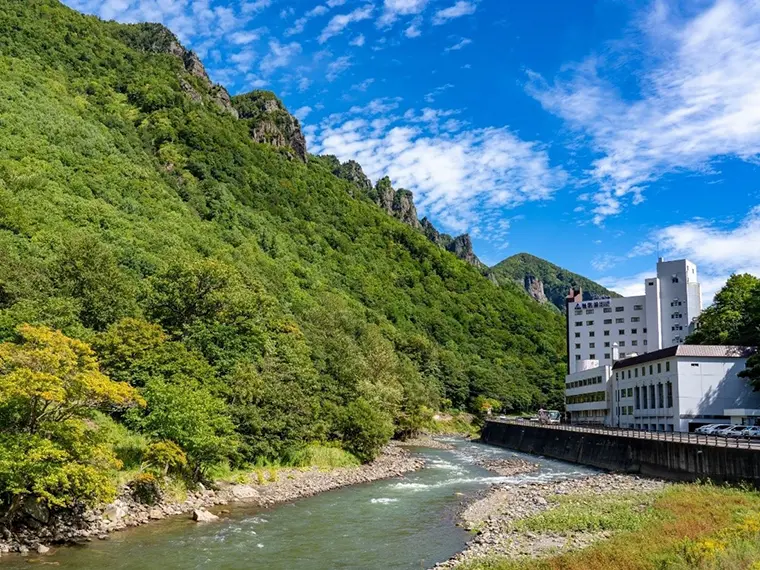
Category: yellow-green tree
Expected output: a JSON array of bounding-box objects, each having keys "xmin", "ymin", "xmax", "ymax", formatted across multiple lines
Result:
[{"xmin": 0, "ymin": 325, "xmax": 143, "ymax": 522}]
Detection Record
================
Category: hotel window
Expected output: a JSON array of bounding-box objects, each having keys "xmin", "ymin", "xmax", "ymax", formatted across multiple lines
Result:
[
  {"xmin": 575, "ymin": 355, "xmax": 581, "ymax": 360},
  {"xmin": 666, "ymin": 361, "xmax": 671, "ymax": 372},
  {"xmin": 643, "ymin": 340, "xmax": 648, "ymax": 345},
  {"xmin": 615, "ymin": 372, "xmax": 619, "ymax": 380},
  {"xmin": 633, "ymin": 304, "xmax": 643, "ymax": 310},
  {"xmin": 631, "ymin": 329, "xmax": 637, "ymax": 334},
  {"xmin": 619, "ymin": 341, "xmax": 626, "ymax": 347},
  {"xmin": 575, "ymin": 332, "xmax": 581, "ymax": 338},
  {"xmin": 643, "ymin": 328, "xmax": 647, "ymax": 333},
  {"xmin": 632, "ymin": 340, "xmax": 638, "ymax": 346},
  {"xmin": 586, "ymin": 320, "xmax": 594, "ymax": 326},
  {"xmin": 603, "ymin": 307, "xmax": 612, "ymax": 313},
  {"xmin": 619, "ymin": 330, "xmax": 625, "ymax": 336},
  {"xmin": 649, "ymin": 385, "xmax": 656, "ymax": 408},
  {"xmin": 589, "ymin": 331, "xmax": 595, "ymax": 337},
  {"xmin": 631, "ymin": 317, "xmax": 640, "ymax": 322},
  {"xmin": 635, "ymin": 387, "xmax": 640, "ymax": 409},
  {"xmin": 589, "ymin": 353, "xmax": 596, "ymax": 359},
  {"xmin": 604, "ymin": 342, "xmax": 610, "ymax": 347},
  {"xmin": 634, "ymin": 368, "xmax": 638, "ymax": 378},
  {"xmin": 575, "ymin": 321, "xmax": 583, "ymax": 326},
  {"xmin": 604, "ymin": 353, "xmax": 610, "ymax": 359},
  {"xmin": 666, "ymin": 382, "xmax": 673, "ymax": 408},
  {"xmin": 657, "ymin": 383, "xmax": 664, "ymax": 408},
  {"xmin": 575, "ymin": 310, "xmax": 583, "ymax": 316},
  {"xmin": 672, "ymin": 277, "xmax": 679, "ymax": 283},
  {"xmin": 616, "ymin": 318, "xmax": 624, "ymax": 323},
  {"xmin": 604, "ymin": 330, "xmax": 610, "ymax": 336},
  {"xmin": 657, "ymin": 362, "xmax": 662, "ymax": 373},
  {"xmin": 641, "ymin": 366, "xmax": 645, "ymax": 376},
  {"xmin": 589, "ymin": 342, "xmax": 596, "ymax": 348},
  {"xmin": 604, "ymin": 319, "xmax": 612, "ymax": 324},
  {"xmin": 642, "ymin": 386, "xmax": 648, "ymax": 408},
  {"xmin": 585, "ymin": 309, "xmax": 594, "ymax": 314},
  {"xmin": 627, "ymin": 369, "xmax": 631, "ymax": 379},
  {"xmin": 575, "ymin": 343, "xmax": 581, "ymax": 349},
  {"xmin": 620, "ymin": 352, "xmax": 626, "ymax": 358},
  {"xmin": 615, "ymin": 306, "xmax": 625, "ymax": 312},
  {"xmin": 648, "ymin": 281, "xmax": 655, "ymax": 286}
]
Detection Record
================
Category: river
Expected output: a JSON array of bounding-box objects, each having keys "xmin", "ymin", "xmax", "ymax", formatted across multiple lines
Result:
[{"xmin": 0, "ymin": 439, "xmax": 596, "ymax": 569}]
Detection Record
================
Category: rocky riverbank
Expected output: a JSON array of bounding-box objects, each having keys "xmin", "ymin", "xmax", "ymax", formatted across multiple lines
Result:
[
  {"xmin": 0, "ymin": 443, "xmax": 423, "ymax": 556},
  {"xmin": 434, "ymin": 473, "xmax": 667, "ymax": 568}
]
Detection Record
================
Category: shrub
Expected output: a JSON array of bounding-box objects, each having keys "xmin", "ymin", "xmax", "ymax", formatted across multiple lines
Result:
[{"xmin": 129, "ymin": 473, "xmax": 162, "ymax": 505}]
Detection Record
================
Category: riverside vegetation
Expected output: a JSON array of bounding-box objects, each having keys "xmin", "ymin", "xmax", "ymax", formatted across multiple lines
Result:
[
  {"xmin": 0, "ymin": 0, "xmax": 567, "ymax": 534},
  {"xmin": 444, "ymin": 476, "xmax": 760, "ymax": 570}
]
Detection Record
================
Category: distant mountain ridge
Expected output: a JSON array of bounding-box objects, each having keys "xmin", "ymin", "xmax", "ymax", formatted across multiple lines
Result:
[{"xmin": 489, "ymin": 253, "xmax": 619, "ymax": 310}]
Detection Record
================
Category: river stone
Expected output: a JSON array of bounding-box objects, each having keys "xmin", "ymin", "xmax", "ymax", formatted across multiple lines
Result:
[
  {"xmin": 36, "ymin": 544, "xmax": 49, "ymax": 554},
  {"xmin": 230, "ymin": 485, "xmax": 259, "ymax": 500},
  {"xmin": 148, "ymin": 508, "xmax": 165, "ymax": 520},
  {"xmin": 192, "ymin": 509, "xmax": 219, "ymax": 523}
]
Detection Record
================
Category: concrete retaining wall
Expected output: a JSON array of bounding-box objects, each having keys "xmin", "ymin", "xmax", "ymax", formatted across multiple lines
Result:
[{"xmin": 482, "ymin": 421, "xmax": 760, "ymax": 485}]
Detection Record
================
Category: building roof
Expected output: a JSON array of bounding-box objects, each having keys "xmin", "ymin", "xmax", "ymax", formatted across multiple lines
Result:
[{"xmin": 612, "ymin": 345, "xmax": 756, "ymax": 369}]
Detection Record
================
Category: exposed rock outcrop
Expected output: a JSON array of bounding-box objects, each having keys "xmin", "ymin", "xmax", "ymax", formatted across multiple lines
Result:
[
  {"xmin": 232, "ymin": 91, "xmax": 308, "ymax": 162},
  {"xmin": 393, "ymin": 189, "xmax": 421, "ymax": 229},
  {"xmin": 336, "ymin": 160, "xmax": 372, "ymax": 195},
  {"xmin": 374, "ymin": 176, "xmax": 395, "ymax": 215},
  {"xmin": 524, "ymin": 275, "xmax": 548, "ymax": 304},
  {"xmin": 117, "ymin": 23, "xmax": 238, "ymax": 118},
  {"xmin": 447, "ymin": 235, "xmax": 485, "ymax": 269}
]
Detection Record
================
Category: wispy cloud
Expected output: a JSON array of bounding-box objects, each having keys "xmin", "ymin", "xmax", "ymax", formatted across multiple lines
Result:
[
  {"xmin": 307, "ymin": 100, "xmax": 566, "ymax": 233},
  {"xmin": 260, "ymin": 39, "xmax": 302, "ymax": 75},
  {"xmin": 377, "ymin": 0, "xmax": 430, "ymax": 28},
  {"xmin": 433, "ymin": 1, "xmax": 477, "ymax": 25},
  {"xmin": 405, "ymin": 16, "xmax": 423, "ymax": 38},
  {"xmin": 294, "ymin": 106, "xmax": 313, "ymax": 121},
  {"xmin": 528, "ymin": 0, "xmax": 760, "ymax": 224},
  {"xmin": 349, "ymin": 34, "xmax": 366, "ymax": 47},
  {"xmin": 319, "ymin": 4, "xmax": 374, "ymax": 43},
  {"xmin": 444, "ymin": 37, "xmax": 472, "ymax": 51},
  {"xmin": 326, "ymin": 56, "xmax": 353, "ymax": 81},
  {"xmin": 424, "ymin": 83, "xmax": 454, "ymax": 103}
]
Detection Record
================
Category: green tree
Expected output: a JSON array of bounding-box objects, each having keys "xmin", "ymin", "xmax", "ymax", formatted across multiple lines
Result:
[
  {"xmin": 0, "ymin": 325, "xmax": 142, "ymax": 521},
  {"xmin": 687, "ymin": 274, "xmax": 760, "ymax": 345}
]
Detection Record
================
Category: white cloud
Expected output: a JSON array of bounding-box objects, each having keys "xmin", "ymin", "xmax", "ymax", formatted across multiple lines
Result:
[
  {"xmin": 308, "ymin": 100, "xmax": 566, "ymax": 233},
  {"xmin": 326, "ymin": 56, "xmax": 353, "ymax": 81},
  {"xmin": 285, "ymin": 5, "xmax": 330, "ymax": 36},
  {"xmin": 352, "ymin": 78, "xmax": 375, "ymax": 91},
  {"xmin": 294, "ymin": 106, "xmax": 313, "ymax": 121},
  {"xmin": 242, "ymin": 0, "xmax": 272, "ymax": 14},
  {"xmin": 528, "ymin": 0, "xmax": 760, "ymax": 224},
  {"xmin": 405, "ymin": 17, "xmax": 422, "ymax": 38},
  {"xmin": 377, "ymin": 0, "xmax": 430, "ymax": 28},
  {"xmin": 327, "ymin": 0, "xmax": 346, "ymax": 6},
  {"xmin": 229, "ymin": 30, "xmax": 261, "ymax": 45},
  {"xmin": 319, "ymin": 4, "xmax": 374, "ymax": 43},
  {"xmin": 260, "ymin": 39, "xmax": 301, "ymax": 75},
  {"xmin": 350, "ymin": 34, "xmax": 366, "ymax": 47},
  {"xmin": 424, "ymin": 83, "xmax": 454, "ymax": 103},
  {"xmin": 298, "ymin": 77, "xmax": 312, "ymax": 91},
  {"xmin": 444, "ymin": 37, "xmax": 472, "ymax": 51},
  {"xmin": 433, "ymin": 1, "xmax": 477, "ymax": 25},
  {"xmin": 597, "ymin": 272, "xmax": 650, "ymax": 298}
]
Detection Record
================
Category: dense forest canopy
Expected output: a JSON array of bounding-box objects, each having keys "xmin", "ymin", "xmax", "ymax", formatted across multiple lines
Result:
[
  {"xmin": 490, "ymin": 253, "xmax": 619, "ymax": 310},
  {"xmin": 0, "ymin": 0, "xmax": 568, "ymax": 511}
]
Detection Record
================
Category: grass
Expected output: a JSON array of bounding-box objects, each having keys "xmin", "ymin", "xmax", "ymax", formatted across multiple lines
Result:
[
  {"xmin": 460, "ymin": 484, "xmax": 760, "ymax": 570},
  {"xmin": 426, "ymin": 411, "xmax": 480, "ymax": 438}
]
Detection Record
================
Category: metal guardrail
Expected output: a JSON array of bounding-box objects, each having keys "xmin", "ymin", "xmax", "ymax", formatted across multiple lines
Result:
[{"xmin": 487, "ymin": 418, "xmax": 760, "ymax": 451}]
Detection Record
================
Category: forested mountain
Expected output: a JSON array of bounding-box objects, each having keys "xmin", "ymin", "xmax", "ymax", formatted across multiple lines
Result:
[
  {"xmin": 489, "ymin": 253, "xmax": 619, "ymax": 311},
  {"xmin": 0, "ymin": 0, "xmax": 566, "ymax": 488}
]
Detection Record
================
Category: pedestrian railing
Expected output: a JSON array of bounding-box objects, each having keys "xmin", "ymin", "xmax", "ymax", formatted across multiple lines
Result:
[{"xmin": 487, "ymin": 418, "xmax": 760, "ymax": 451}]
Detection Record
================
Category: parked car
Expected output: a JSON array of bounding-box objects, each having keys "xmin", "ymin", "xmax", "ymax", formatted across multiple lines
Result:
[
  {"xmin": 715, "ymin": 425, "xmax": 747, "ymax": 437},
  {"xmin": 698, "ymin": 424, "xmax": 731, "ymax": 436},
  {"xmin": 740, "ymin": 426, "xmax": 760, "ymax": 439},
  {"xmin": 694, "ymin": 424, "xmax": 719, "ymax": 435}
]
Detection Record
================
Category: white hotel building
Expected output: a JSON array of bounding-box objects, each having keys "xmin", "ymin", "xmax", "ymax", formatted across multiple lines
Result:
[
  {"xmin": 563, "ymin": 258, "xmax": 760, "ymax": 430},
  {"xmin": 565, "ymin": 258, "xmax": 702, "ymax": 375}
]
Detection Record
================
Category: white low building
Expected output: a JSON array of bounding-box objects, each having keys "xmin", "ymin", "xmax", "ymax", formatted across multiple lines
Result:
[
  {"xmin": 610, "ymin": 345, "xmax": 759, "ymax": 432},
  {"xmin": 565, "ymin": 258, "xmax": 702, "ymax": 374},
  {"xmin": 564, "ymin": 360, "xmax": 612, "ymax": 425}
]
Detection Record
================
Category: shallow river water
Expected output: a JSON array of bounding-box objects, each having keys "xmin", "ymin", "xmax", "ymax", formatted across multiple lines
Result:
[{"xmin": 0, "ymin": 439, "xmax": 596, "ymax": 569}]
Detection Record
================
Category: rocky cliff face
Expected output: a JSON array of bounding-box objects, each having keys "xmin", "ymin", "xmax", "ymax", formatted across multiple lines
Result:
[
  {"xmin": 337, "ymin": 160, "xmax": 372, "ymax": 194},
  {"xmin": 117, "ymin": 23, "xmax": 238, "ymax": 119},
  {"xmin": 447, "ymin": 235, "xmax": 484, "ymax": 269},
  {"xmin": 232, "ymin": 91, "xmax": 308, "ymax": 162},
  {"xmin": 523, "ymin": 275, "xmax": 548, "ymax": 304},
  {"xmin": 392, "ymin": 189, "xmax": 421, "ymax": 229}
]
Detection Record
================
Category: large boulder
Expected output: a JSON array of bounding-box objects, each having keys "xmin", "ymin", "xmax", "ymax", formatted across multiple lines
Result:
[{"xmin": 192, "ymin": 509, "xmax": 219, "ymax": 523}]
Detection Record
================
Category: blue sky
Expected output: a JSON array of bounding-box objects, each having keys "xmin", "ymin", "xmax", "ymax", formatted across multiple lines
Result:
[{"xmin": 62, "ymin": 0, "xmax": 760, "ymax": 303}]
